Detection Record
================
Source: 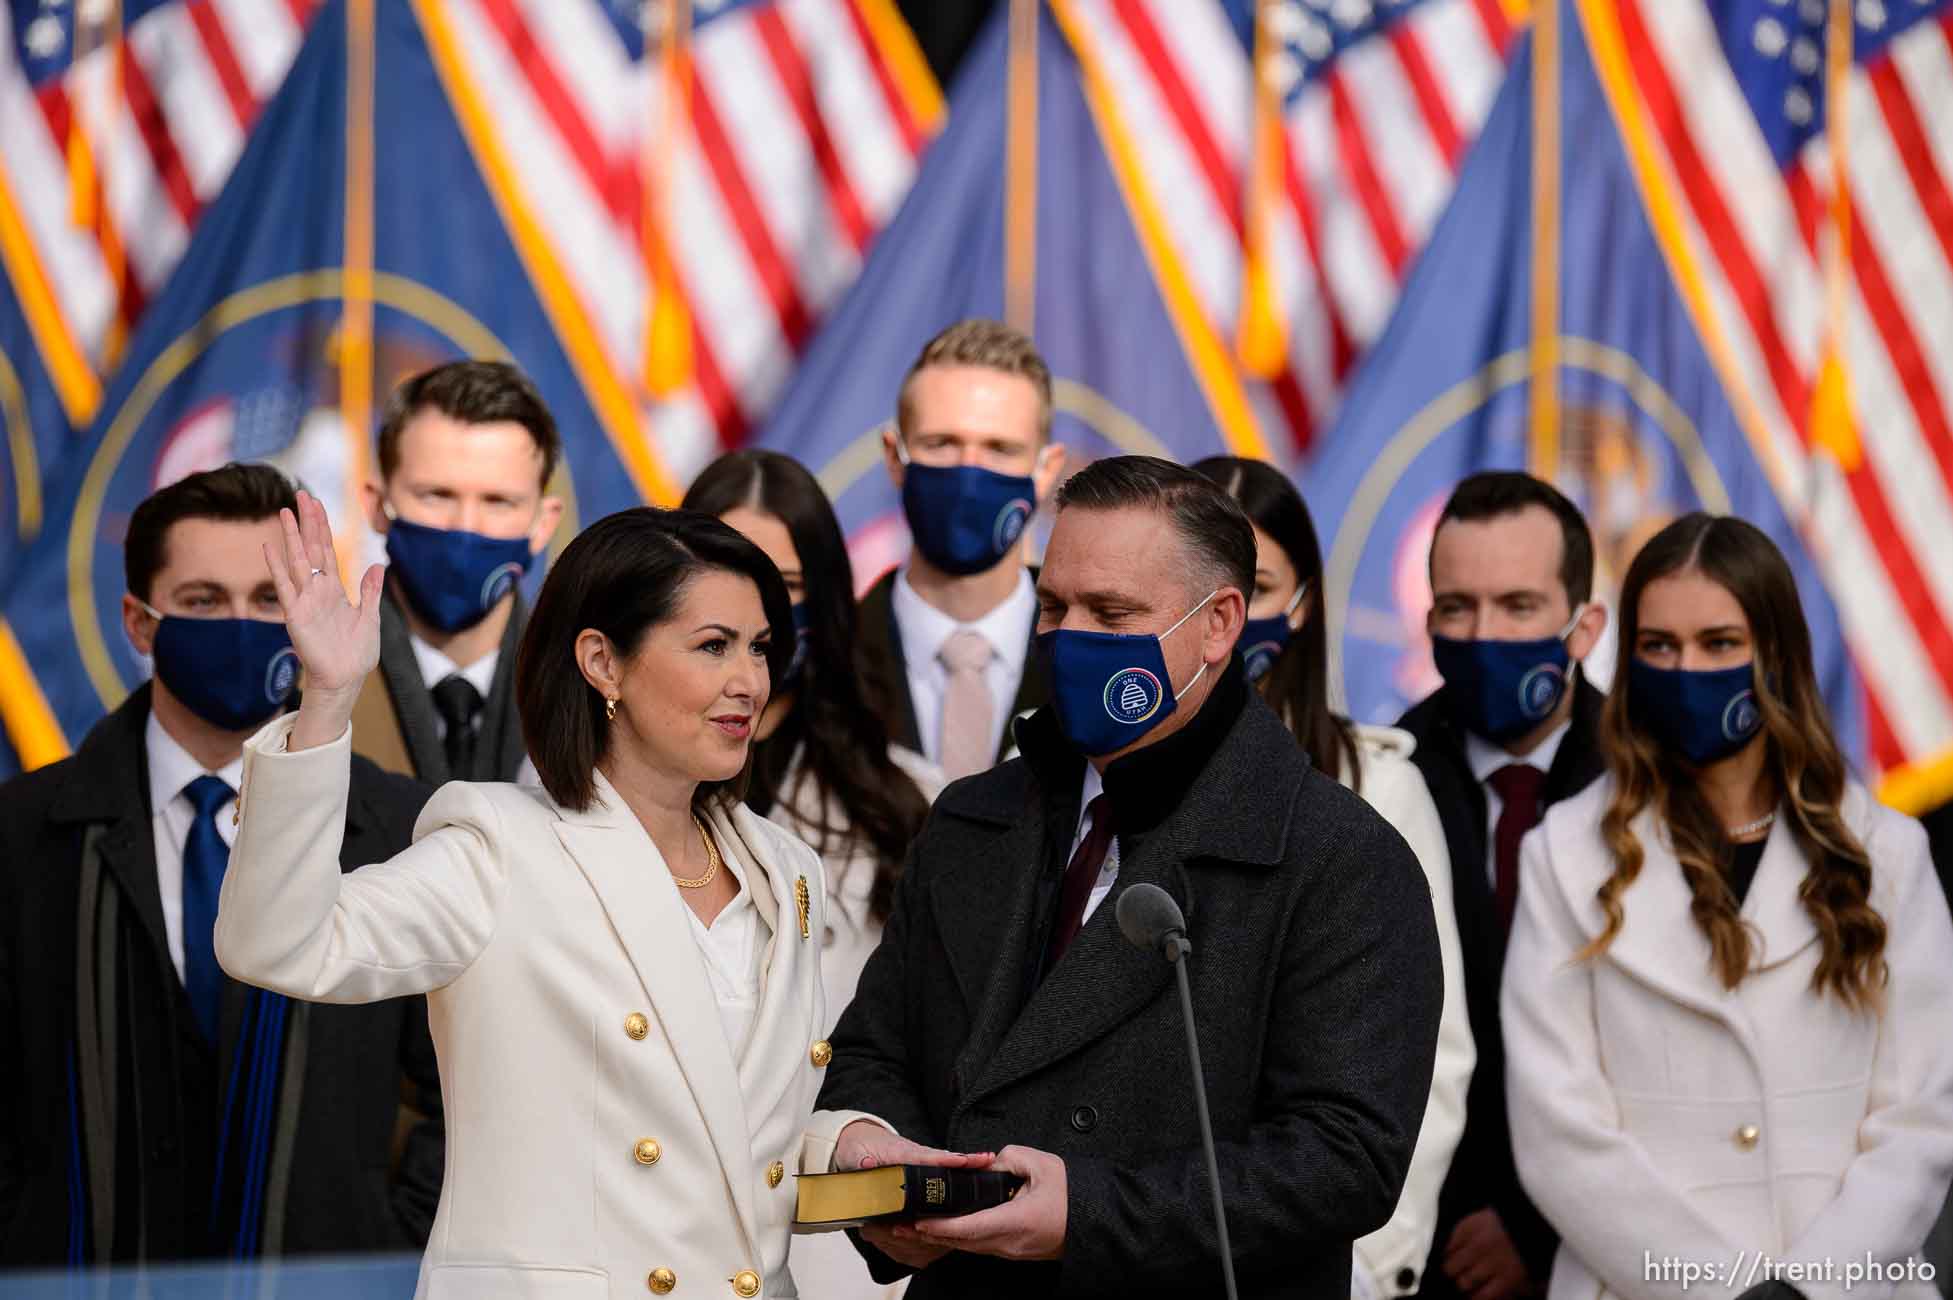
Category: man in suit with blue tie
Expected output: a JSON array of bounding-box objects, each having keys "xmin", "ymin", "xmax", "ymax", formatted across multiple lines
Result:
[{"xmin": 0, "ymin": 463, "xmax": 443, "ymax": 1269}]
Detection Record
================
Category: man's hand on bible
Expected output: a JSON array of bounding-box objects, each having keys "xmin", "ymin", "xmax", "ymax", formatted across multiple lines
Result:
[{"xmin": 912, "ymin": 1145, "xmax": 1067, "ymax": 1262}]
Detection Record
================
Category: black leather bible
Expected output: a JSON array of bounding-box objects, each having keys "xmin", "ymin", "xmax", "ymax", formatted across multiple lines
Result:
[{"xmin": 791, "ymin": 1165, "xmax": 1026, "ymax": 1233}]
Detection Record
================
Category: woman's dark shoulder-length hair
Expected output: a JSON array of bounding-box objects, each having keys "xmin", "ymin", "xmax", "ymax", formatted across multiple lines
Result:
[
  {"xmin": 681, "ymin": 449, "xmax": 930, "ymax": 923},
  {"xmin": 1189, "ymin": 455, "xmax": 1361, "ymax": 788},
  {"xmin": 515, "ymin": 506, "xmax": 793, "ymax": 813}
]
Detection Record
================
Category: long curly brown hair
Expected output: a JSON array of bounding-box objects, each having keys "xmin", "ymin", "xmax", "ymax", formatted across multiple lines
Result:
[{"xmin": 1582, "ymin": 514, "xmax": 1887, "ymax": 1011}]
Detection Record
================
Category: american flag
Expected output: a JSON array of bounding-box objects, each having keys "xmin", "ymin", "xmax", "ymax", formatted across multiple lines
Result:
[
  {"xmin": 1589, "ymin": 0, "xmax": 1953, "ymax": 797},
  {"xmin": 1, "ymin": 0, "xmax": 939, "ymax": 489},
  {"xmin": 344, "ymin": 0, "xmax": 941, "ymax": 489},
  {"xmin": 1058, "ymin": 0, "xmax": 1518, "ymax": 458},
  {"xmin": 1, "ymin": 0, "xmax": 321, "ymax": 428}
]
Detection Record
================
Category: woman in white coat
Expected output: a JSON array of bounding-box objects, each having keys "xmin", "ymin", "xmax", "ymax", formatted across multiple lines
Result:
[
  {"xmin": 1504, "ymin": 513, "xmax": 1953, "ymax": 1300},
  {"xmin": 215, "ymin": 494, "xmax": 976, "ymax": 1300},
  {"xmin": 1195, "ymin": 456, "xmax": 1476, "ymax": 1300},
  {"xmin": 684, "ymin": 451, "xmax": 946, "ymax": 1300}
]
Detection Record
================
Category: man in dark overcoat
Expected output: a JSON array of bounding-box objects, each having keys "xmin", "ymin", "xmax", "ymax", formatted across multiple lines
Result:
[{"xmin": 821, "ymin": 455, "xmax": 1443, "ymax": 1299}]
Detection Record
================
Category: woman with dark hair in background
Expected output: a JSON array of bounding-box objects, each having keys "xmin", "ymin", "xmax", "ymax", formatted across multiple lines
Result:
[
  {"xmin": 213, "ymin": 493, "xmax": 972, "ymax": 1300},
  {"xmin": 1193, "ymin": 455, "xmax": 1475, "ymax": 1300},
  {"xmin": 1504, "ymin": 513, "xmax": 1953, "ymax": 1300},
  {"xmin": 685, "ymin": 450, "xmax": 940, "ymax": 1300}
]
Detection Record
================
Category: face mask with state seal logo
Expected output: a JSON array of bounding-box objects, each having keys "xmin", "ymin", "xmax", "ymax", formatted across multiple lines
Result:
[
  {"xmin": 139, "ymin": 603, "xmax": 301, "ymax": 732},
  {"xmin": 895, "ymin": 436, "xmax": 1038, "ymax": 578},
  {"xmin": 1431, "ymin": 608, "xmax": 1587, "ymax": 744},
  {"xmin": 1628, "ymin": 660, "xmax": 1765, "ymax": 767},
  {"xmin": 1036, "ymin": 590, "xmax": 1217, "ymax": 756},
  {"xmin": 382, "ymin": 513, "xmax": 534, "ymax": 634}
]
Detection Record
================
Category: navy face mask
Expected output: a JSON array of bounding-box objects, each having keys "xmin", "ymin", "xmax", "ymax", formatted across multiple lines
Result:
[
  {"xmin": 1629, "ymin": 659, "xmax": 1764, "ymax": 766},
  {"xmin": 1432, "ymin": 610, "xmax": 1583, "ymax": 744},
  {"xmin": 141, "ymin": 603, "xmax": 300, "ymax": 732},
  {"xmin": 782, "ymin": 602, "xmax": 812, "ymax": 688},
  {"xmin": 1240, "ymin": 582, "xmax": 1309, "ymax": 684},
  {"xmin": 1038, "ymin": 590, "xmax": 1216, "ymax": 756},
  {"xmin": 384, "ymin": 514, "xmax": 534, "ymax": 634},
  {"xmin": 896, "ymin": 438, "xmax": 1038, "ymax": 577}
]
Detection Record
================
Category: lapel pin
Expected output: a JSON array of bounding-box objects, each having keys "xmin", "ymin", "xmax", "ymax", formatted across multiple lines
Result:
[{"xmin": 794, "ymin": 876, "xmax": 811, "ymax": 940}]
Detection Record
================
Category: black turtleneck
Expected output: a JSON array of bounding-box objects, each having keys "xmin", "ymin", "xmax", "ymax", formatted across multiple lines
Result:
[
  {"xmin": 1099, "ymin": 655, "xmax": 1252, "ymax": 833},
  {"xmin": 1013, "ymin": 655, "xmax": 1251, "ymax": 997}
]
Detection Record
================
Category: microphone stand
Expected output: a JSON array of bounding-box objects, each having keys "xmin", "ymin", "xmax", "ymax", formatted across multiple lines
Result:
[{"xmin": 1162, "ymin": 928, "xmax": 1240, "ymax": 1300}]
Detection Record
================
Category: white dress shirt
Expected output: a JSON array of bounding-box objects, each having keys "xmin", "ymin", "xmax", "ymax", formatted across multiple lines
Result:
[
  {"xmin": 146, "ymin": 712, "xmax": 243, "ymax": 984},
  {"xmin": 1465, "ymin": 718, "xmax": 1569, "ymax": 887},
  {"xmin": 681, "ymin": 837, "xmax": 770, "ymax": 1061},
  {"xmin": 891, "ymin": 565, "xmax": 1036, "ymax": 767},
  {"xmin": 407, "ymin": 633, "xmax": 498, "ymax": 740},
  {"xmin": 1072, "ymin": 762, "xmax": 1122, "ymax": 926}
]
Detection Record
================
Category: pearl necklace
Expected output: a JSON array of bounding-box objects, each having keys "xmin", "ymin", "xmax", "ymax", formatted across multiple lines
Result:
[{"xmin": 1727, "ymin": 811, "xmax": 1776, "ymax": 840}]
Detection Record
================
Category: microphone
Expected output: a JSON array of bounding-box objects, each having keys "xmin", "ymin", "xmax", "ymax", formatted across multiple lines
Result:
[
  {"xmin": 1115, "ymin": 883, "xmax": 1240, "ymax": 1300},
  {"xmin": 1115, "ymin": 880, "xmax": 1191, "ymax": 962}
]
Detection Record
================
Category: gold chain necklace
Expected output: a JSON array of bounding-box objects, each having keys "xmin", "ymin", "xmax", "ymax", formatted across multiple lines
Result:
[{"xmin": 673, "ymin": 814, "xmax": 722, "ymax": 890}]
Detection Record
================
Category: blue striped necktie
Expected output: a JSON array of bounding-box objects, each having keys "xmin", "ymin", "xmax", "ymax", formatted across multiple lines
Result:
[{"xmin": 181, "ymin": 774, "xmax": 234, "ymax": 1043}]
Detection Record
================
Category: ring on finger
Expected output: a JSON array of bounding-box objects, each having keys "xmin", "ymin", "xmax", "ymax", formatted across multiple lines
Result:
[{"xmin": 309, "ymin": 567, "xmax": 326, "ymax": 577}]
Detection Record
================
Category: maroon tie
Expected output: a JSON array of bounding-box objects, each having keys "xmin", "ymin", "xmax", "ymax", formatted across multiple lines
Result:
[
  {"xmin": 1489, "ymin": 763, "xmax": 1547, "ymax": 938},
  {"xmin": 1047, "ymin": 794, "xmax": 1116, "ymax": 967}
]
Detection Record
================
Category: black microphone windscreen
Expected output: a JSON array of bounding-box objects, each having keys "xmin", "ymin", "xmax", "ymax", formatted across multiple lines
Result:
[{"xmin": 1116, "ymin": 882, "xmax": 1186, "ymax": 953}]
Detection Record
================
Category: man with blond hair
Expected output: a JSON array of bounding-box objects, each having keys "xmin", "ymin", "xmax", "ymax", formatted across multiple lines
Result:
[{"xmin": 856, "ymin": 319, "xmax": 1069, "ymax": 781}]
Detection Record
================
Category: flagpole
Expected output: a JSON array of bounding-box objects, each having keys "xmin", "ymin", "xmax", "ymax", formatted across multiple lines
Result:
[
  {"xmin": 642, "ymin": 0, "xmax": 694, "ymax": 399},
  {"xmin": 341, "ymin": 0, "xmax": 376, "ymax": 579},
  {"xmin": 1236, "ymin": 0, "xmax": 1287, "ymax": 381},
  {"xmin": 1004, "ymin": 0, "xmax": 1038, "ymax": 334},
  {"xmin": 66, "ymin": 1, "xmax": 129, "ymax": 365},
  {"xmin": 1810, "ymin": 0, "xmax": 1859, "ymax": 472},
  {"xmin": 1527, "ymin": 0, "xmax": 1561, "ymax": 481}
]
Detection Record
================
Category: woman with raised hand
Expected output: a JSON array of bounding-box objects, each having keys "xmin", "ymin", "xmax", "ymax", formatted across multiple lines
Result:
[
  {"xmin": 1192, "ymin": 455, "xmax": 1475, "ymax": 1300},
  {"xmin": 684, "ymin": 450, "xmax": 942, "ymax": 1300},
  {"xmin": 1503, "ymin": 513, "xmax": 1953, "ymax": 1300},
  {"xmin": 215, "ymin": 491, "xmax": 974, "ymax": 1300}
]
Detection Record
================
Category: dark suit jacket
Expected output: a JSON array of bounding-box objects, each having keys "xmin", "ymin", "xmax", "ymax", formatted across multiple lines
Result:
[
  {"xmin": 1396, "ymin": 678, "xmax": 1607, "ymax": 1295},
  {"xmin": 1924, "ymin": 799, "xmax": 1953, "ymax": 919},
  {"xmin": 0, "ymin": 687, "xmax": 443, "ymax": 1269},
  {"xmin": 855, "ymin": 568, "xmax": 1049, "ymax": 764},
  {"xmin": 351, "ymin": 587, "xmax": 529, "ymax": 784},
  {"xmin": 819, "ymin": 669, "xmax": 1443, "ymax": 1298}
]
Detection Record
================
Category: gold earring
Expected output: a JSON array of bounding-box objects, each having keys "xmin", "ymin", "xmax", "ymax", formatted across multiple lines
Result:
[{"xmin": 604, "ymin": 696, "xmax": 619, "ymax": 722}]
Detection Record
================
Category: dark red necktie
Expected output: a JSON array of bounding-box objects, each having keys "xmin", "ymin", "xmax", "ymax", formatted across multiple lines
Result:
[
  {"xmin": 1489, "ymin": 763, "xmax": 1546, "ymax": 938},
  {"xmin": 1047, "ymin": 794, "xmax": 1116, "ymax": 967}
]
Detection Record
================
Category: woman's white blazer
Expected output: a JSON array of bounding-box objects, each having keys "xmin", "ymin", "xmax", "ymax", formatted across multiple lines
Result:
[
  {"xmin": 214, "ymin": 717, "xmax": 874, "ymax": 1300},
  {"xmin": 1503, "ymin": 777, "xmax": 1953, "ymax": 1300}
]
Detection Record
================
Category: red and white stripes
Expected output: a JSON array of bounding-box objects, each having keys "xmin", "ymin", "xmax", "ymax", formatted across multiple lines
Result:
[
  {"xmin": 1611, "ymin": 0, "xmax": 1953, "ymax": 778},
  {"xmin": 430, "ymin": 0, "xmax": 938, "ymax": 485},
  {"xmin": 1062, "ymin": 0, "xmax": 1511, "ymax": 458},
  {"xmin": 0, "ymin": 0, "xmax": 318, "ymax": 383}
]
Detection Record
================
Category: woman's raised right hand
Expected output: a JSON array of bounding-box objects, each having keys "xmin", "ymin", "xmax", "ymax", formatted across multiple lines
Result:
[{"xmin": 264, "ymin": 489, "xmax": 386, "ymax": 749}]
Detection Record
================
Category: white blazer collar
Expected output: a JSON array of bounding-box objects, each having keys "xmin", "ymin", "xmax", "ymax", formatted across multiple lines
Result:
[{"xmin": 1548, "ymin": 803, "xmax": 1816, "ymax": 1041}]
